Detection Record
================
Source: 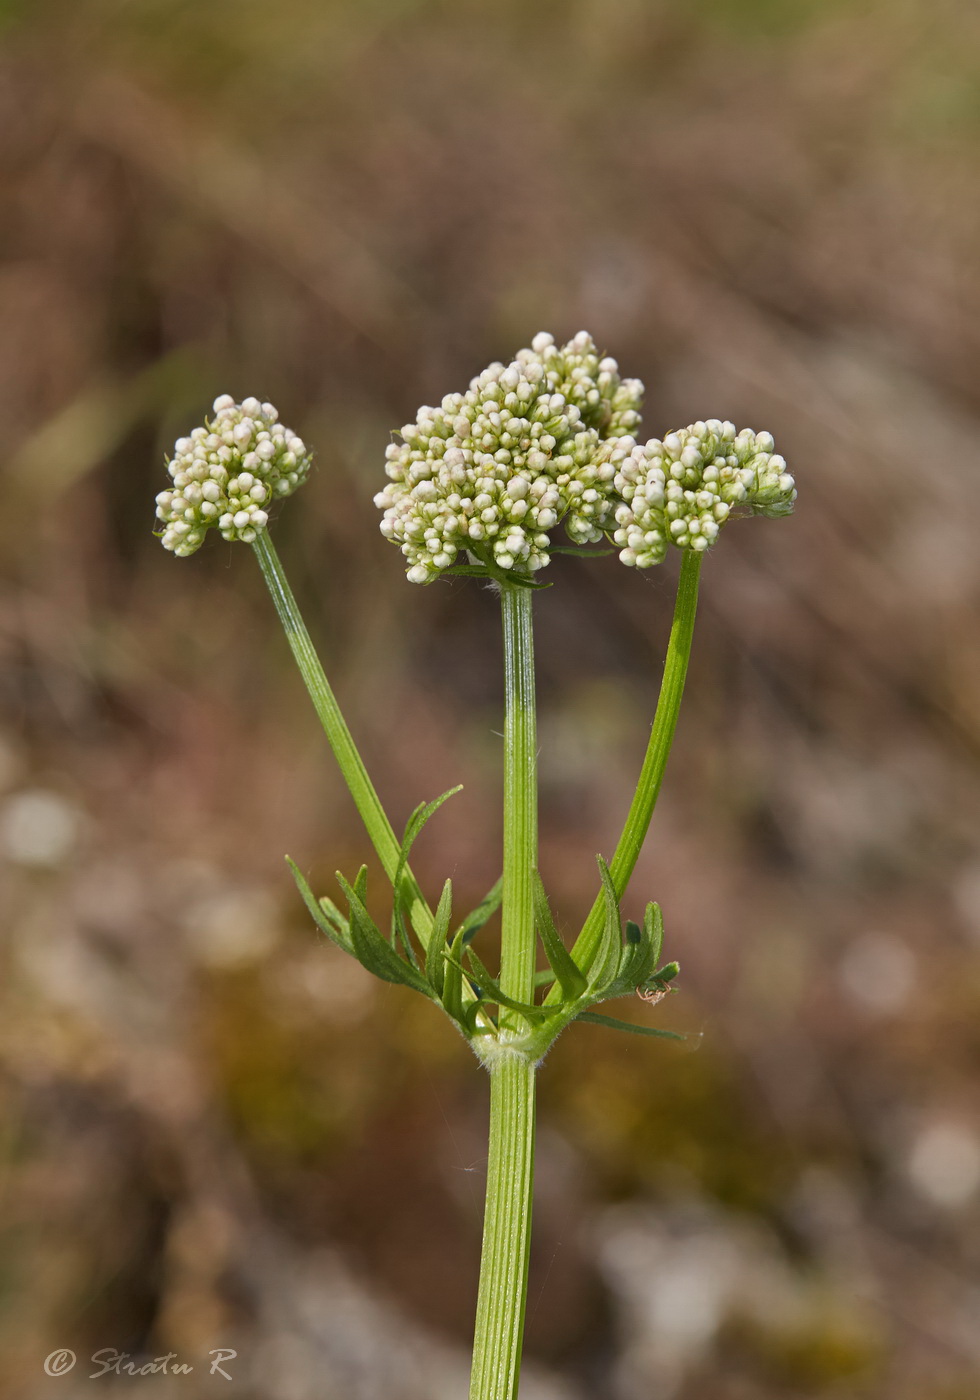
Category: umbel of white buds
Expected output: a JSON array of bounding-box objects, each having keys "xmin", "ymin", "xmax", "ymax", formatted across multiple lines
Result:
[
  {"xmin": 376, "ymin": 335, "xmax": 794, "ymax": 583},
  {"xmin": 156, "ymin": 396, "xmax": 312, "ymax": 556},
  {"xmin": 612, "ymin": 420, "xmax": 796, "ymax": 568},
  {"xmin": 375, "ymin": 331, "xmax": 644, "ymax": 583}
]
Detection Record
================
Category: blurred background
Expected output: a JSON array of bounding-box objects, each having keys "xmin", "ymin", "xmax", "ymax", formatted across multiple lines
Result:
[{"xmin": 2, "ymin": 1, "xmax": 980, "ymax": 1396}]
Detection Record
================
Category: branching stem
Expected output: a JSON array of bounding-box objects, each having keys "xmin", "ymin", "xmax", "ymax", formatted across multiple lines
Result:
[
  {"xmin": 251, "ymin": 531, "xmax": 433, "ymax": 941},
  {"xmin": 562, "ymin": 550, "xmax": 702, "ymax": 982}
]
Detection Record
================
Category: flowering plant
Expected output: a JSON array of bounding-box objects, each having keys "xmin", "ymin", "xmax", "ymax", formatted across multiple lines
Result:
[{"xmin": 156, "ymin": 333, "xmax": 794, "ymax": 1399}]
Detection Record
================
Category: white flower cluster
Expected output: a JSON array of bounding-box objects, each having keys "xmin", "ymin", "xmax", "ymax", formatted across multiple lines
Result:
[
  {"xmin": 612, "ymin": 420, "xmax": 796, "ymax": 568},
  {"xmin": 375, "ymin": 332, "xmax": 643, "ymax": 583},
  {"xmin": 156, "ymin": 396, "xmax": 311, "ymax": 556}
]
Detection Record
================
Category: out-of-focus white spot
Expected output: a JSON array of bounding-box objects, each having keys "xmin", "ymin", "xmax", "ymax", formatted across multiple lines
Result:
[
  {"xmin": 907, "ymin": 1122, "xmax": 980, "ymax": 1208},
  {"xmin": 838, "ymin": 932, "xmax": 915, "ymax": 1016},
  {"xmin": 594, "ymin": 1203, "xmax": 821, "ymax": 1398},
  {"xmin": 184, "ymin": 888, "xmax": 281, "ymax": 968},
  {"xmin": 0, "ymin": 789, "xmax": 81, "ymax": 867},
  {"xmin": 274, "ymin": 948, "xmax": 373, "ymax": 1023}
]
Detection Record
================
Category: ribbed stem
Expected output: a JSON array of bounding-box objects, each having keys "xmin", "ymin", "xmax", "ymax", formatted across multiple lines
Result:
[
  {"xmin": 469, "ymin": 582, "xmax": 539, "ymax": 1400},
  {"xmin": 563, "ymin": 549, "xmax": 702, "ymax": 979},
  {"xmin": 498, "ymin": 583, "xmax": 538, "ymax": 1014},
  {"xmin": 251, "ymin": 530, "xmax": 432, "ymax": 940},
  {"xmin": 469, "ymin": 1054, "xmax": 536, "ymax": 1400}
]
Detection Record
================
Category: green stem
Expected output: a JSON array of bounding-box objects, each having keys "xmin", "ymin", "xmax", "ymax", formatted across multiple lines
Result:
[
  {"xmin": 469, "ymin": 582, "xmax": 539, "ymax": 1400},
  {"xmin": 564, "ymin": 549, "xmax": 702, "ymax": 979},
  {"xmin": 469, "ymin": 1054, "xmax": 536, "ymax": 1400},
  {"xmin": 498, "ymin": 584, "xmax": 538, "ymax": 1014},
  {"xmin": 251, "ymin": 530, "xmax": 432, "ymax": 941}
]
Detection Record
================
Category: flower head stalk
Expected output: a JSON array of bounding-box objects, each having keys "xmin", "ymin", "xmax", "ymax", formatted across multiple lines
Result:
[{"xmin": 154, "ymin": 394, "xmax": 438, "ymax": 943}]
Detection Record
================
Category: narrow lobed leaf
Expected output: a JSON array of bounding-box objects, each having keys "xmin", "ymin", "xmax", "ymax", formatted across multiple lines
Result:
[
  {"xmin": 576, "ymin": 1010, "xmax": 685, "ymax": 1041},
  {"xmin": 645, "ymin": 901, "xmax": 664, "ymax": 967},
  {"xmin": 440, "ymin": 926, "xmax": 467, "ymax": 1025},
  {"xmin": 393, "ymin": 903, "xmax": 421, "ymax": 968},
  {"xmin": 586, "ymin": 856, "xmax": 624, "ymax": 995},
  {"xmin": 549, "ymin": 546, "xmax": 617, "ymax": 558},
  {"xmin": 425, "ymin": 878, "xmax": 454, "ymax": 996},
  {"xmin": 461, "ymin": 947, "xmax": 553, "ymax": 1021},
  {"xmin": 401, "ymin": 786, "xmax": 464, "ymax": 860},
  {"xmin": 613, "ymin": 931, "xmax": 657, "ymax": 998},
  {"xmin": 318, "ymin": 893, "xmax": 349, "ymax": 935},
  {"xmin": 534, "ymin": 871, "xmax": 587, "ymax": 1000},
  {"xmin": 287, "ymin": 857, "xmax": 353, "ymax": 955},
  {"xmin": 393, "ymin": 786, "xmax": 462, "ymax": 941},
  {"xmin": 336, "ymin": 871, "xmax": 433, "ymax": 996}
]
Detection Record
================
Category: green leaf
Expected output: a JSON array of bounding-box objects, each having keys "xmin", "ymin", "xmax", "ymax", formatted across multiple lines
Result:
[
  {"xmin": 575, "ymin": 1011, "xmax": 685, "ymax": 1041},
  {"xmin": 287, "ymin": 857, "xmax": 353, "ymax": 954},
  {"xmin": 645, "ymin": 901, "xmax": 664, "ymax": 967},
  {"xmin": 318, "ymin": 893, "xmax": 348, "ymax": 935},
  {"xmin": 425, "ymin": 879, "xmax": 454, "ymax": 996},
  {"xmin": 336, "ymin": 872, "xmax": 433, "ymax": 997},
  {"xmin": 401, "ymin": 786, "xmax": 463, "ymax": 861},
  {"xmin": 460, "ymin": 947, "xmax": 553, "ymax": 1020},
  {"xmin": 599, "ymin": 902, "xmax": 668, "ymax": 1002},
  {"xmin": 549, "ymin": 546, "xmax": 616, "ymax": 558},
  {"xmin": 442, "ymin": 565, "xmax": 496, "ymax": 578},
  {"xmin": 610, "ymin": 949, "xmax": 651, "ymax": 1001},
  {"xmin": 392, "ymin": 903, "xmax": 421, "ymax": 967},
  {"xmin": 440, "ymin": 926, "xmax": 466, "ymax": 1025},
  {"xmin": 442, "ymin": 561, "xmax": 552, "ymax": 590},
  {"xmin": 392, "ymin": 786, "xmax": 462, "ymax": 937},
  {"xmin": 458, "ymin": 875, "xmax": 503, "ymax": 946},
  {"xmin": 533, "ymin": 872, "xmax": 587, "ymax": 1000},
  {"xmin": 353, "ymin": 864, "xmax": 369, "ymax": 904},
  {"xmin": 586, "ymin": 856, "xmax": 623, "ymax": 995}
]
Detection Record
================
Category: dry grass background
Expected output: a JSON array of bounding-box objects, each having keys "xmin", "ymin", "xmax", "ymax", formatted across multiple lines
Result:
[{"xmin": 2, "ymin": 1, "xmax": 980, "ymax": 1397}]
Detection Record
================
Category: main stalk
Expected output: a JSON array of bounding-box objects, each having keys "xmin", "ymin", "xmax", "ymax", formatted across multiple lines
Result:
[{"xmin": 469, "ymin": 582, "xmax": 539, "ymax": 1400}]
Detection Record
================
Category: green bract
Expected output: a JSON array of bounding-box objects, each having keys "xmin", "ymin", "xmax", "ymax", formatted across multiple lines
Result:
[
  {"xmin": 156, "ymin": 395, "xmax": 312, "ymax": 556},
  {"xmin": 289, "ymin": 804, "xmax": 684, "ymax": 1065}
]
